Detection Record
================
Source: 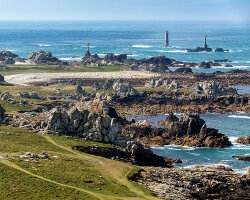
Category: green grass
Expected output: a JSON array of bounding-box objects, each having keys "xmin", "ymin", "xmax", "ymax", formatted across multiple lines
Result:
[
  {"xmin": 0, "ymin": 126, "xmax": 158, "ymax": 200},
  {"xmin": 0, "ymin": 126, "xmax": 68, "ymax": 154},
  {"xmin": 0, "ymin": 100, "xmax": 38, "ymax": 114},
  {"xmin": 1, "ymin": 64, "xmax": 131, "ymax": 76},
  {"xmin": 135, "ymin": 86, "xmax": 167, "ymax": 93},
  {"xmin": 0, "ymin": 163, "xmax": 98, "ymax": 200}
]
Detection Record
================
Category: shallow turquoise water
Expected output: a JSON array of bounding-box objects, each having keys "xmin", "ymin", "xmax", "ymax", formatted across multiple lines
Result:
[
  {"xmin": 0, "ymin": 20, "xmax": 250, "ymax": 73},
  {"xmin": 131, "ymin": 113, "xmax": 250, "ymax": 174}
]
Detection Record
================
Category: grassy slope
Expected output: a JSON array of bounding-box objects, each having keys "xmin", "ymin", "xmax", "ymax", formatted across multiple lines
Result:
[
  {"xmin": 0, "ymin": 126, "xmax": 157, "ymax": 200},
  {"xmin": 1, "ymin": 64, "xmax": 130, "ymax": 76}
]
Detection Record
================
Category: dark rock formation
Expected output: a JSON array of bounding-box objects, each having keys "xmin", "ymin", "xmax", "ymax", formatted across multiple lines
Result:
[
  {"xmin": 161, "ymin": 113, "xmax": 232, "ymax": 147},
  {"xmin": 0, "ymin": 50, "xmax": 21, "ymax": 64},
  {"xmin": 0, "ymin": 74, "xmax": 5, "ymax": 82},
  {"xmin": 174, "ymin": 67, "xmax": 193, "ymax": 73},
  {"xmin": 233, "ymin": 155, "xmax": 250, "ymax": 162},
  {"xmin": 73, "ymin": 144, "xmax": 176, "ymax": 167},
  {"xmin": 0, "ymin": 104, "xmax": 6, "ymax": 123},
  {"xmin": 236, "ymin": 136, "xmax": 250, "ymax": 145},
  {"xmin": 75, "ymin": 84, "xmax": 87, "ymax": 96},
  {"xmin": 186, "ymin": 47, "xmax": 213, "ymax": 52},
  {"xmin": 215, "ymin": 48, "xmax": 229, "ymax": 52},
  {"xmin": 28, "ymin": 51, "xmax": 67, "ymax": 65},
  {"xmin": 104, "ymin": 53, "xmax": 127, "ymax": 62}
]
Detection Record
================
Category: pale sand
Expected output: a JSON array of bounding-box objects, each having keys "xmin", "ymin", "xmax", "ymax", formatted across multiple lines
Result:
[{"xmin": 4, "ymin": 71, "xmax": 161, "ymax": 86}]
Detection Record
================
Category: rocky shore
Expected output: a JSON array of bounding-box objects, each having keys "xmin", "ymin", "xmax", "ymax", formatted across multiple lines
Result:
[{"xmin": 132, "ymin": 165, "xmax": 250, "ymax": 200}]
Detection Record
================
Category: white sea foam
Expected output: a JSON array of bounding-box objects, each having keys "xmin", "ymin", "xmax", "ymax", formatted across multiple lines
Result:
[
  {"xmin": 38, "ymin": 44, "xmax": 51, "ymax": 47},
  {"xmin": 127, "ymin": 54, "xmax": 138, "ymax": 57},
  {"xmin": 212, "ymin": 65, "xmax": 250, "ymax": 69},
  {"xmin": 60, "ymin": 57, "xmax": 82, "ymax": 61},
  {"xmin": 132, "ymin": 45, "xmax": 152, "ymax": 48},
  {"xmin": 228, "ymin": 137, "xmax": 238, "ymax": 143},
  {"xmin": 187, "ymin": 152, "xmax": 200, "ymax": 156},
  {"xmin": 81, "ymin": 45, "xmax": 96, "ymax": 48},
  {"xmin": 234, "ymin": 167, "xmax": 249, "ymax": 175},
  {"xmin": 228, "ymin": 115, "xmax": 250, "ymax": 119},
  {"xmin": 165, "ymin": 50, "xmax": 188, "ymax": 53}
]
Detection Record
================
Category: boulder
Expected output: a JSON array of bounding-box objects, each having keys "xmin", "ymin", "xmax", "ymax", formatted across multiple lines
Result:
[{"xmin": 112, "ymin": 80, "xmax": 138, "ymax": 97}]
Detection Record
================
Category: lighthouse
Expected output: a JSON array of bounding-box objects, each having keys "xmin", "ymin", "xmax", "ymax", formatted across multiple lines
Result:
[
  {"xmin": 204, "ymin": 35, "xmax": 208, "ymax": 49},
  {"xmin": 165, "ymin": 31, "xmax": 169, "ymax": 47}
]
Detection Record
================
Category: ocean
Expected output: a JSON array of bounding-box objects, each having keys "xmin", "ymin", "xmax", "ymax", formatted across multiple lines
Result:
[
  {"xmin": 0, "ymin": 20, "xmax": 250, "ymax": 73},
  {"xmin": 132, "ymin": 113, "xmax": 250, "ymax": 174}
]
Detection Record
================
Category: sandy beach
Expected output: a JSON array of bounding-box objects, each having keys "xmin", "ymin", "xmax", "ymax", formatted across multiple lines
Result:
[{"xmin": 4, "ymin": 71, "xmax": 161, "ymax": 86}]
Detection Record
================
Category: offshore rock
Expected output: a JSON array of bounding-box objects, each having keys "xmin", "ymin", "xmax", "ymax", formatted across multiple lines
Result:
[
  {"xmin": 236, "ymin": 136, "xmax": 250, "ymax": 145},
  {"xmin": 162, "ymin": 113, "xmax": 232, "ymax": 147}
]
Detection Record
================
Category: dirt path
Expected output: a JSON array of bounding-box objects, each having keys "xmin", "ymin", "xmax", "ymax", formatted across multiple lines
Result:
[
  {"xmin": 43, "ymin": 134, "xmax": 158, "ymax": 200},
  {"xmin": 5, "ymin": 71, "xmax": 160, "ymax": 86},
  {"xmin": 0, "ymin": 158, "xmax": 104, "ymax": 200},
  {"xmin": 0, "ymin": 135, "xmax": 158, "ymax": 200}
]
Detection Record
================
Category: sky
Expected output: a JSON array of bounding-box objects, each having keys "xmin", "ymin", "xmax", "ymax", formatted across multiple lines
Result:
[{"xmin": 0, "ymin": 0, "xmax": 249, "ymax": 22}]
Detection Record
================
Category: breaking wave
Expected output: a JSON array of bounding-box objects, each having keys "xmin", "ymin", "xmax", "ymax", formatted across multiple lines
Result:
[
  {"xmin": 132, "ymin": 45, "xmax": 152, "ymax": 48},
  {"xmin": 228, "ymin": 115, "xmax": 250, "ymax": 119}
]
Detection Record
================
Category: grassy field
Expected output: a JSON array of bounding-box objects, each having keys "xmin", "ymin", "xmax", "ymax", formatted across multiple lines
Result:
[
  {"xmin": 0, "ymin": 126, "xmax": 158, "ymax": 200},
  {"xmin": 1, "ymin": 64, "xmax": 131, "ymax": 76}
]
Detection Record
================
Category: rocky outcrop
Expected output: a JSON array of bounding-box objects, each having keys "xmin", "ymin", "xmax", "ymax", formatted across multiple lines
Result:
[
  {"xmin": 193, "ymin": 81, "xmax": 238, "ymax": 99},
  {"xmin": 0, "ymin": 50, "xmax": 21, "ymax": 64},
  {"xmin": 161, "ymin": 113, "xmax": 232, "ymax": 147},
  {"xmin": 18, "ymin": 92, "xmax": 45, "ymax": 100},
  {"xmin": 47, "ymin": 106, "xmax": 128, "ymax": 146},
  {"xmin": 112, "ymin": 80, "xmax": 138, "ymax": 97},
  {"xmin": 133, "ymin": 165, "xmax": 250, "ymax": 200},
  {"xmin": 74, "ymin": 143, "xmax": 176, "ymax": 167},
  {"xmin": 104, "ymin": 53, "xmax": 127, "ymax": 62},
  {"xmin": 46, "ymin": 100, "xmax": 174, "ymax": 167},
  {"xmin": 236, "ymin": 136, "xmax": 250, "ymax": 145},
  {"xmin": 186, "ymin": 47, "xmax": 213, "ymax": 52},
  {"xmin": 28, "ymin": 51, "xmax": 67, "ymax": 65},
  {"xmin": 215, "ymin": 48, "xmax": 229, "ymax": 52},
  {"xmin": 93, "ymin": 80, "xmax": 138, "ymax": 97},
  {"xmin": 90, "ymin": 95, "xmax": 118, "ymax": 118},
  {"xmin": 121, "ymin": 123, "xmax": 166, "ymax": 146}
]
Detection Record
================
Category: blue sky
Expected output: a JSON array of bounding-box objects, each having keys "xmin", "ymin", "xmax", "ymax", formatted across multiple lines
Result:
[{"xmin": 0, "ymin": 0, "xmax": 249, "ymax": 22}]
